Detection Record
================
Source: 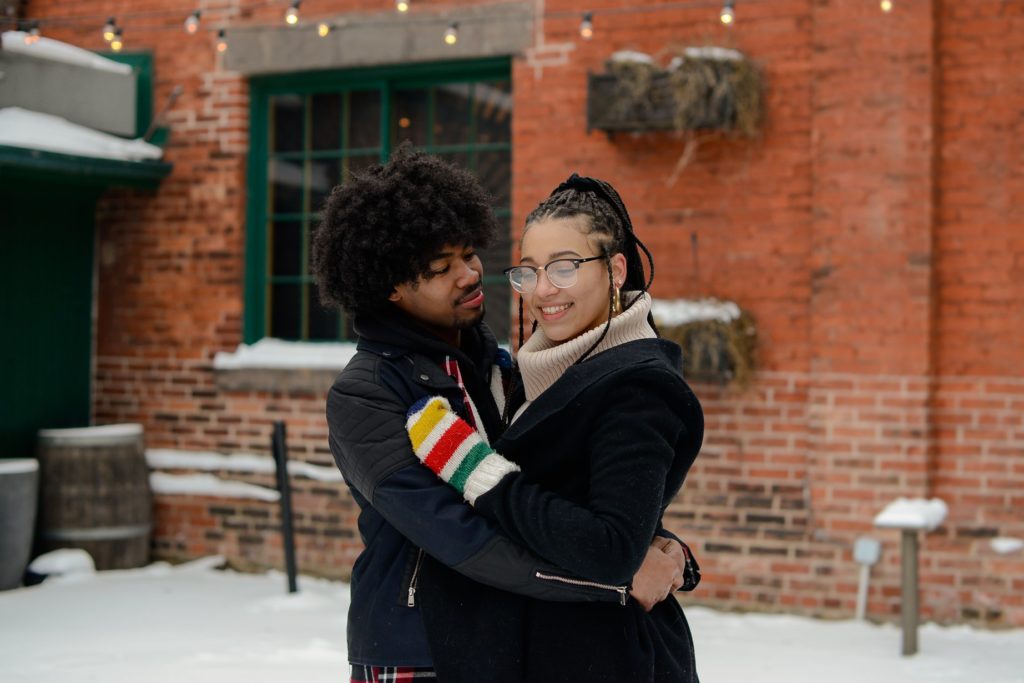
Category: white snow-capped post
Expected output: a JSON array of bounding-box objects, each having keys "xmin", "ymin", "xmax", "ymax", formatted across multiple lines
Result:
[{"xmin": 873, "ymin": 498, "xmax": 948, "ymax": 656}]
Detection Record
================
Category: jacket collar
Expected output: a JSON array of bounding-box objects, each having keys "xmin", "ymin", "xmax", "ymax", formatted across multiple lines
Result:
[
  {"xmin": 501, "ymin": 338, "xmax": 683, "ymax": 442},
  {"xmin": 353, "ymin": 306, "xmax": 498, "ymax": 377}
]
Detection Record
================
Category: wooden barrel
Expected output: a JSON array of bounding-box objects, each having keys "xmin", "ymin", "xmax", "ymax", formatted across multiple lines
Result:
[{"xmin": 36, "ymin": 424, "xmax": 152, "ymax": 570}]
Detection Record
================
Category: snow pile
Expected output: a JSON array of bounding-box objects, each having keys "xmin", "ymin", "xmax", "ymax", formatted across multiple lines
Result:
[
  {"xmin": 651, "ymin": 298, "xmax": 742, "ymax": 326},
  {"xmin": 150, "ymin": 472, "xmax": 281, "ymax": 502},
  {"xmin": 0, "ymin": 108, "xmax": 164, "ymax": 161},
  {"xmin": 990, "ymin": 537, "xmax": 1024, "ymax": 555},
  {"xmin": 213, "ymin": 338, "xmax": 359, "ymax": 371},
  {"xmin": 874, "ymin": 498, "xmax": 948, "ymax": 531},
  {"xmin": 26, "ymin": 549, "xmax": 96, "ymax": 579},
  {"xmin": 668, "ymin": 47, "xmax": 745, "ymax": 70},
  {"xmin": 609, "ymin": 50, "xmax": 655, "ymax": 65},
  {"xmin": 1, "ymin": 31, "xmax": 132, "ymax": 74},
  {"xmin": 147, "ymin": 449, "xmax": 343, "ymax": 483},
  {"xmin": 37, "ymin": 423, "xmax": 142, "ymax": 443},
  {"xmin": 0, "ymin": 459, "xmax": 38, "ymax": 475}
]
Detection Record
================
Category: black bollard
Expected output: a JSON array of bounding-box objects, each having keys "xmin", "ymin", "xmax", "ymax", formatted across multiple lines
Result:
[{"xmin": 271, "ymin": 421, "xmax": 298, "ymax": 593}]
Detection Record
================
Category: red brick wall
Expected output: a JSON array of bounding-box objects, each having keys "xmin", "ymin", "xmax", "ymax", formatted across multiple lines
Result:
[{"xmin": 23, "ymin": 0, "xmax": 1024, "ymax": 625}]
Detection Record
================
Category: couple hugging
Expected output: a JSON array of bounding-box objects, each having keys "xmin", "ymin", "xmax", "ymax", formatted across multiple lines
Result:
[{"xmin": 314, "ymin": 149, "xmax": 703, "ymax": 683}]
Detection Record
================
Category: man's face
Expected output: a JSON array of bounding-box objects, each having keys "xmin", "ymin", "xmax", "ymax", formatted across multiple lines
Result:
[{"xmin": 389, "ymin": 244, "xmax": 486, "ymax": 335}]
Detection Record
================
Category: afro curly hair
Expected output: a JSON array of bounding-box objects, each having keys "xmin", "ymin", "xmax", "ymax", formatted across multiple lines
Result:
[{"xmin": 312, "ymin": 148, "xmax": 498, "ymax": 316}]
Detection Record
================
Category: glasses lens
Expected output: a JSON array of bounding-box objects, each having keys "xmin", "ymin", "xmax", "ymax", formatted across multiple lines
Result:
[
  {"xmin": 546, "ymin": 260, "xmax": 579, "ymax": 288},
  {"xmin": 507, "ymin": 267, "xmax": 535, "ymax": 293}
]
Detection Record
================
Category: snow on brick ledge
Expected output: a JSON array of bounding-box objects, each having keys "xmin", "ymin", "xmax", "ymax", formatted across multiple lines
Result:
[
  {"xmin": 651, "ymin": 297, "xmax": 742, "ymax": 326},
  {"xmin": 990, "ymin": 537, "xmax": 1023, "ymax": 555},
  {"xmin": 213, "ymin": 338, "xmax": 359, "ymax": 371},
  {"xmin": 146, "ymin": 449, "xmax": 342, "ymax": 483},
  {"xmin": 873, "ymin": 497, "xmax": 948, "ymax": 531},
  {"xmin": 150, "ymin": 472, "xmax": 280, "ymax": 502}
]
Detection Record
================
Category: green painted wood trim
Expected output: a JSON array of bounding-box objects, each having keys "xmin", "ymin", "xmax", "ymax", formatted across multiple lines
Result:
[
  {"xmin": 244, "ymin": 80, "xmax": 271, "ymax": 343},
  {"xmin": 0, "ymin": 145, "xmax": 172, "ymax": 189},
  {"xmin": 245, "ymin": 57, "xmax": 511, "ymax": 342}
]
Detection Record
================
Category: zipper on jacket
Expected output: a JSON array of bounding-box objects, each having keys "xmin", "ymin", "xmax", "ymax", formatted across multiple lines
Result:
[
  {"xmin": 407, "ymin": 549, "xmax": 424, "ymax": 607},
  {"xmin": 535, "ymin": 571, "xmax": 629, "ymax": 606}
]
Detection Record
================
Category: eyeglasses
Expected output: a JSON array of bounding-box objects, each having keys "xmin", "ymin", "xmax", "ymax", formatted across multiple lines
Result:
[{"xmin": 503, "ymin": 256, "xmax": 605, "ymax": 294}]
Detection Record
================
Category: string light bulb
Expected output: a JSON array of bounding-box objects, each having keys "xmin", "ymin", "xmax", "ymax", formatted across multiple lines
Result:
[
  {"xmin": 880, "ymin": 0, "xmax": 893, "ymax": 12},
  {"xmin": 103, "ymin": 17, "xmax": 117, "ymax": 42},
  {"xmin": 720, "ymin": 0, "xmax": 735, "ymax": 25},
  {"xmin": 285, "ymin": 0, "xmax": 301, "ymax": 25},
  {"xmin": 396, "ymin": 0, "xmax": 410, "ymax": 13},
  {"xmin": 317, "ymin": 21, "xmax": 331, "ymax": 37},
  {"xmin": 110, "ymin": 27, "xmax": 124, "ymax": 52},
  {"xmin": 185, "ymin": 10, "xmax": 201, "ymax": 35},
  {"xmin": 216, "ymin": 29, "xmax": 228, "ymax": 53},
  {"xmin": 579, "ymin": 12, "xmax": 593, "ymax": 40},
  {"xmin": 444, "ymin": 21, "xmax": 459, "ymax": 45}
]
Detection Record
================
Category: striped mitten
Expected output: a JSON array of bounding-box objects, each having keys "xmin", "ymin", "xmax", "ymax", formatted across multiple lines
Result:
[{"xmin": 406, "ymin": 396, "xmax": 519, "ymax": 505}]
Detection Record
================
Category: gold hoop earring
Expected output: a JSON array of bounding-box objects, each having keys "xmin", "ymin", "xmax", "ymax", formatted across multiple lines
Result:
[{"xmin": 612, "ymin": 285, "xmax": 622, "ymax": 315}]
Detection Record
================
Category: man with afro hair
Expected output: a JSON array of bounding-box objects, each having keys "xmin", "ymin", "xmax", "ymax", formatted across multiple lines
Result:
[{"xmin": 314, "ymin": 150, "xmax": 689, "ymax": 682}]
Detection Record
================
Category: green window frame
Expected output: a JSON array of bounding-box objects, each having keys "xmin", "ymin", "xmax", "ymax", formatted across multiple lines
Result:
[{"xmin": 245, "ymin": 58, "xmax": 512, "ymax": 344}]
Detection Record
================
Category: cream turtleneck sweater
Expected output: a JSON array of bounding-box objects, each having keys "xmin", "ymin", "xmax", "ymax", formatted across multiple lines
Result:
[{"xmin": 512, "ymin": 292, "xmax": 656, "ymax": 421}]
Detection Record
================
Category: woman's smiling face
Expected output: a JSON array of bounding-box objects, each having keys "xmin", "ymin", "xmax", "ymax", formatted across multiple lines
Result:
[{"xmin": 519, "ymin": 217, "xmax": 626, "ymax": 344}]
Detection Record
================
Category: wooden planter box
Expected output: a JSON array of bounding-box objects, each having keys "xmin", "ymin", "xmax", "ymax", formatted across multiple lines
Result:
[
  {"xmin": 655, "ymin": 308, "xmax": 757, "ymax": 386},
  {"xmin": 586, "ymin": 56, "xmax": 757, "ymax": 135}
]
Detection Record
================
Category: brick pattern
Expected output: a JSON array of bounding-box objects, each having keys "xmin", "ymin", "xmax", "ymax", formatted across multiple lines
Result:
[{"xmin": 20, "ymin": 0, "xmax": 1024, "ymax": 626}]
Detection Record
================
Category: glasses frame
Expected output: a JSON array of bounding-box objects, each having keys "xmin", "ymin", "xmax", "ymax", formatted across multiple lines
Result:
[{"xmin": 503, "ymin": 255, "xmax": 605, "ymax": 294}]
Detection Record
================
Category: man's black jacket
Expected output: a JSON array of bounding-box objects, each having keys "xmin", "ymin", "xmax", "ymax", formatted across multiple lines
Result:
[{"xmin": 327, "ymin": 310, "xmax": 626, "ymax": 667}]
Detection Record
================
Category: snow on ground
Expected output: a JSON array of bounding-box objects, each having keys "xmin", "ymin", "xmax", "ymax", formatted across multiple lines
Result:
[{"xmin": 0, "ymin": 557, "xmax": 1021, "ymax": 683}]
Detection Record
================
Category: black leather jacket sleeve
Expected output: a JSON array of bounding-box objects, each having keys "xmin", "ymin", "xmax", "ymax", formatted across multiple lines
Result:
[{"xmin": 327, "ymin": 357, "xmax": 625, "ymax": 603}]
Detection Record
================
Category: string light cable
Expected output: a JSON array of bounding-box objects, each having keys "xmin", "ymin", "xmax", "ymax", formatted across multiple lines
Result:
[{"xmin": 1, "ymin": 0, "xmax": 893, "ymax": 51}]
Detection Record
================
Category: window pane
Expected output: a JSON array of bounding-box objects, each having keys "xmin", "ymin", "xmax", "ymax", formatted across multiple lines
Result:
[
  {"xmin": 307, "ymin": 282, "xmax": 340, "ymax": 340},
  {"xmin": 270, "ymin": 283, "xmax": 302, "ymax": 339},
  {"xmin": 434, "ymin": 83, "xmax": 472, "ymax": 146},
  {"xmin": 270, "ymin": 158, "xmax": 304, "ymax": 215},
  {"xmin": 480, "ymin": 214, "xmax": 512, "ymax": 343},
  {"xmin": 477, "ymin": 149, "xmax": 511, "ymax": 207},
  {"xmin": 271, "ymin": 220, "xmax": 303, "ymax": 277},
  {"xmin": 348, "ymin": 90, "xmax": 381, "ymax": 149},
  {"xmin": 342, "ymin": 154, "xmax": 380, "ymax": 184},
  {"xmin": 310, "ymin": 157, "xmax": 340, "ymax": 213},
  {"xmin": 271, "ymin": 94, "xmax": 304, "ymax": 153},
  {"xmin": 311, "ymin": 93, "xmax": 341, "ymax": 151},
  {"xmin": 393, "ymin": 89, "xmax": 429, "ymax": 147},
  {"xmin": 475, "ymin": 81, "xmax": 511, "ymax": 144},
  {"xmin": 435, "ymin": 151, "xmax": 471, "ymax": 175}
]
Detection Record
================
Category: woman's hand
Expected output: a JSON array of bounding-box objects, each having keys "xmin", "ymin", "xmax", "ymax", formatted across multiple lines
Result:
[{"xmin": 629, "ymin": 539, "xmax": 686, "ymax": 612}]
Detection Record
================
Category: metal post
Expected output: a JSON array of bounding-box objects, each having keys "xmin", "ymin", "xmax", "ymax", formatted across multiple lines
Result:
[
  {"xmin": 272, "ymin": 421, "xmax": 298, "ymax": 594},
  {"xmin": 900, "ymin": 530, "xmax": 918, "ymax": 655}
]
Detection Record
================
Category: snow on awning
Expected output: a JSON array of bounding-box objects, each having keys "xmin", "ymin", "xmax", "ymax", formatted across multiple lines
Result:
[
  {"xmin": 1, "ymin": 31, "xmax": 132, "ymax": 74},
  {"xmin": 0, "ymin": 107, "xmax": 164, "ymax": 162}
]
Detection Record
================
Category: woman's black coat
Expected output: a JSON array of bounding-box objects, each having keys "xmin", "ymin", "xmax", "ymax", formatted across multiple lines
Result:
[{"xmin": 418, "ymin": 337, "xmax": 704, "ymax": 682}]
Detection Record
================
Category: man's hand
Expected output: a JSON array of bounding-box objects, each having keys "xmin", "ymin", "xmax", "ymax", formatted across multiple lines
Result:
[{"xmin": 630, "ymin": 539, "xmax": 686, "ymax": 612}]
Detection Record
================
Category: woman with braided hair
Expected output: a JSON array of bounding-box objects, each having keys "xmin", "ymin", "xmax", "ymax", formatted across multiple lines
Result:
[{"xmin": 406, "ymin": 174, "xmax": 703, "ymax": 682}]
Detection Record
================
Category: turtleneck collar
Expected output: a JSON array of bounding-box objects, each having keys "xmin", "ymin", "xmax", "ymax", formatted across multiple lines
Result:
[{"xmin": 516, "ymin": 292, "xmax": 656, "ymax": 401}]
